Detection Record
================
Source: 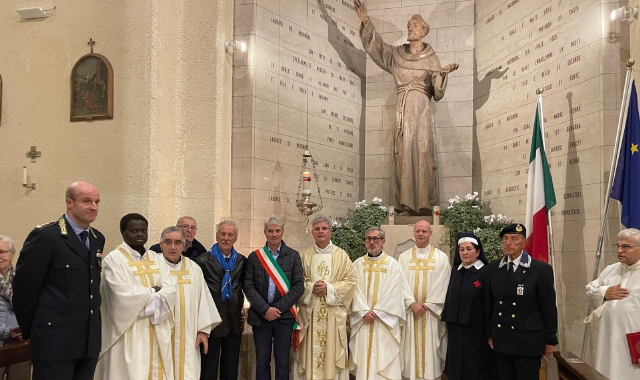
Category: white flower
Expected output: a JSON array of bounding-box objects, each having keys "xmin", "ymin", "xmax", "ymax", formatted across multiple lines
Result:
[
  {"xmin": 473, "ymin": 191, "xmax": 479, "ymax": 196},
  {"xmin": 473, "ymin": 227, "xmax": 481, "ymax": 233},
  {"xmin": 372, "ymin": 197, "xmax": 382, "ymax": 205}
]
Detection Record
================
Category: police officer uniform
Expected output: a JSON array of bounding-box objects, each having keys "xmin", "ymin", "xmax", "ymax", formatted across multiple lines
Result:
[
  {"xmin": 486, "ymin": 224, "xmax": 558, "ymax": 380},
  {"xmin": 14, "ymin": 215, "xmax": 104, "ymax": 380}
]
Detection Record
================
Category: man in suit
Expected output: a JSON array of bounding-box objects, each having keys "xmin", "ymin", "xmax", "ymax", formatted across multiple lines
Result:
[
  {"xmin": 150, "ymin": 216, "xmax": 207, "ymax": 259},
  {"xmin": 14, "ymin": 181, "xmax": 104, "ymax": 380},
  {"xmin": 195, "ymin": 220, "xmax": 247, "ymax": 380},
  {"xmin": 244, "ymin": 217, "xmax": 304, "ymax": 380},
  {"xmin": 487, "ymin": 223, "xmax": 558, "ymax": 380}
]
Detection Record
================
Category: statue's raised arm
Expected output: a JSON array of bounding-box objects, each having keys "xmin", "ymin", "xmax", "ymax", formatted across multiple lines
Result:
[
  {"xmin": 354, "ymin": 0, "xmax": 369, "ymax": 24},
  {"xmin": 353, "ymin": 3, "xmax": 460, "ymax": 215}
]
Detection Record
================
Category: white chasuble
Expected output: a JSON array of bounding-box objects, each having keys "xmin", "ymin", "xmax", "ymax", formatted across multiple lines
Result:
[
  {"xmin": 398, "ymin": 246, "xmax": 450, "ymax": 380},
  {"xmin": 586, "ymin": 260, "xmax": 640, "ymax": 379},
  {"xmin": 349, "ymin": 253, "xmax": 408, "ymax": 380},
  {"xmin": 165, "ymin": 256, "xmax": 221, "ymax": 380},
  {"xmin": 295, "ymin": 243, "xmax": 357, "ymax": 380},
  {"xmin": 95, "ymin": 243, "xmax": 177, "ymax": 380}
]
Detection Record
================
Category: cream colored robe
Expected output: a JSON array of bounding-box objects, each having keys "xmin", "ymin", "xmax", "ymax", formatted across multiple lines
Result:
[
  {"xmin": 398, "ymin": 245, "xmax": 451, "ymax": 380},
  {"xmin": 294, "ymin": 243, "xmax": 357, "ymax": 380},
  {"xmin": 95, "ymin": 243, "xmax": 177, "ymax": 380},
  {"xmin": 164, "ymin": 256, "xmax": 222, "ymax": 380},
  {"xmin": 349, "ymin": 253, "xmax": 408, "ymax": 380},
  {"xmin": 586, "ymin": 260, "xmax": 640, "ymax": 379}
]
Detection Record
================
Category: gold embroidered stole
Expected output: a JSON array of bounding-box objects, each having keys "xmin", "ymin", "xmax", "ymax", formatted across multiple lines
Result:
[
  {"xmin": 410, "ymin": 246, "xmax": 436, "ymax": 378},
  {"xmin": 311, "ymin": 253, "xmax": 332, "ymax": 375},
  {"xmin": 170, "ymin": 259, "xmax": 191, "ymax": 380},
  {"xmin": 362, "ymin": 254, "xmax": 388, "ymax": 378},
  {"xmin": 118, "ymin": 247, "xmax": 165, "ymax": 380}
]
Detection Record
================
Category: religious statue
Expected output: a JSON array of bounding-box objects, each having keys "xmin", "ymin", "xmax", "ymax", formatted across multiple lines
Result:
[{"xmin": 354, "ymin": 0, "xmax": 459, "ymax": 215}]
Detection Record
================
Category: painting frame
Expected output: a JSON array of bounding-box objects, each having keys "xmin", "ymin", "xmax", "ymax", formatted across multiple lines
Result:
[{"xmin": 70, "ymin": 53, "xmax": 113, "ymax": 121}]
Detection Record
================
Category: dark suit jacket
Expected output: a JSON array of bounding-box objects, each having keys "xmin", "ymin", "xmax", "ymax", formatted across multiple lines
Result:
[
  {"xmin": 13, "ymin": 215, "xmax": 104, "ymax": 360},
  {"xmin": 195, "ymin": 249, "xmax": 247, "ymax": 337},
  {"xmin": 244, "ymin": 241, "xmax": 304, "ymax": 326},
  {"xmin": 486, "ymin": 252, "xmax": 558, "ymax": 356}
]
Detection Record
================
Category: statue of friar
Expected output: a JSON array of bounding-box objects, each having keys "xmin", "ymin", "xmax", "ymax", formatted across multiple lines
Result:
[{"xmin": 354, "ymin": 0, "xmax": 459, "ymax": 215}]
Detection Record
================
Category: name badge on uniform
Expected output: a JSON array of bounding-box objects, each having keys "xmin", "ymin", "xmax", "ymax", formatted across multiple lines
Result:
[{"xmin": 517, "ymin": 284, "xmax": 524, "ymax": 296}]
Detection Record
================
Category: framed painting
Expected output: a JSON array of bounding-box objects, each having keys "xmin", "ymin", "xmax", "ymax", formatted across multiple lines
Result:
[{"xmin": 70, "ymin": 53, "xmax": 113, "ymax": 121}]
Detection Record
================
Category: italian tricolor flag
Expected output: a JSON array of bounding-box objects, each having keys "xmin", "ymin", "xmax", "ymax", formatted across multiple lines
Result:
[{"xmin": 524, "ymin": 105, "xmax": 556, "ymax": 262}]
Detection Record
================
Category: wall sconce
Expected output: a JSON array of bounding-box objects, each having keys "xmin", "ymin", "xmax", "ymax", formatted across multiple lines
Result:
[
  {"xmin": 611, "ymin": 6, "xmax": 638, "ymax": 23},
  {"xmin": 225, "ymin": 40, "xmax": 247, "ymax": 54},
  {"xmin": 22, "ymin": 166, "xmax": 36, "ymax": 190},
  {"xmin": 16, "ymin": 6, "xmax": 56, "ymax": 20}
]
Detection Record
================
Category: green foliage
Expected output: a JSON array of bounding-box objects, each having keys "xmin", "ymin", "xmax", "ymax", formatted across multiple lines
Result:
[
  {"xmin": 474, "ymin": 225, "xmax": 506, "ymax": 262},
  {"xmin": 331, "ymin": 199, "xmax": 389, "ymax": 261},
  {"xmin": 441, "ymin": 193, "xmax": 512, "ymax": 263},
  {"xmin": 331, "ymin": 228, "xmax": 365, "ymax": 261}
]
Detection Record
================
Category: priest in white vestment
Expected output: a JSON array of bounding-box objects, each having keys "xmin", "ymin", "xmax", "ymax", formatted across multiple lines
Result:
[
  {"xmin": 159, "ymin": 226, "xmax": 222, "ymax": 380},
  {"xmin": 349, "ymin": 226, "xmax": 409, "ymax": 380},
  {"xmin": 585, "ymin": 228, "xmax": 640, "ymax": 379},
  {"xmin": 398, "ymin": 220, "xmax": 450, "ymax": 380},
  {"xmin": 294, "ymin": 215, "xmax": 357, "ymax": 380},
  {"xmin": 95, "ymin": 214, "xmax": 177, "ymax": 380}
]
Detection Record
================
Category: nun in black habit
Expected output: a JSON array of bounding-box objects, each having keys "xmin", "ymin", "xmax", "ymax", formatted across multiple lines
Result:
[{"xmin": 441, "ymin": 232, "xmax": 497, "ymax": 380}]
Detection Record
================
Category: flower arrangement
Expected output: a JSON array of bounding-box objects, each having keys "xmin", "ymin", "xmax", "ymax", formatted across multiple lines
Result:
[
  {"xmin": 441, "ymin": 192, "xmax": 512, "ymax": 262},
  {"xmin": 331, "ymin": 198, "xmax": 389, "ymax": 261}
]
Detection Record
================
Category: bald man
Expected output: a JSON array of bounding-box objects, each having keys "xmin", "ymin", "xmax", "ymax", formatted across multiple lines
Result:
[
  {"xmin": 14, "ymin": 181, "xmax": 105, "ymax": 380},
  {"xmin": 398, "ymin": 220, "xmax": 451, "ymax": 380}
]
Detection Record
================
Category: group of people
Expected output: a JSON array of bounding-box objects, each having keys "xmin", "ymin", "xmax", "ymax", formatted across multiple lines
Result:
[{"xmin": 3, "ymin": 180, "xmax": 638, "ymax": 380}]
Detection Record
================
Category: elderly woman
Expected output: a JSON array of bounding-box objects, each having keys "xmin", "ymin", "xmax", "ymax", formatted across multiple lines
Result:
[
  {"xmin": 441, "ymin": 232, "xmax": 496, "ymax": 380},
  {"xmin": 0, "ymin": 235, "xmax": 20, "ymax": 342}
]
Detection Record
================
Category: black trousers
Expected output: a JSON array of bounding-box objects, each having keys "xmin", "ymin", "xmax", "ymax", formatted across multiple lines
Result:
[
  {"xmin": 494, "ymin": 351, "xmax": 542, "ymax": 380},
  {"xmin": 200, "ymin": 333, "xmax": 242, "ymax": 380},
  {"xmin": 252, "ymin": 319, "xmax": 294, "ymax": 380},
  {"xmin": 32, "ymin": 357, "xmax": 98, "ymax": 380}
]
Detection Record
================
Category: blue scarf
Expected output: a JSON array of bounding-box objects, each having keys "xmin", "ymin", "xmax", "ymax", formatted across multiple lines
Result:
[{"xmin": 210, "ymin": 243, "xmax": 238, "ymax": 301}]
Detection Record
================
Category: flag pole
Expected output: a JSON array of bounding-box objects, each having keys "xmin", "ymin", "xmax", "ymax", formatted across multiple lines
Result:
[
  {"xmin": 580, "ymin": 57, "xmax": 635, "ymax": 360},
  {"xmin": 537, "ymin": 88, "xmax": 560, "ymax": 350}
]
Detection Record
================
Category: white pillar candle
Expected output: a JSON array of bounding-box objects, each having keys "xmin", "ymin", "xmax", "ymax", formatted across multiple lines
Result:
[{"xmin": 22, "ymin": 166, "xmax": 27, "ymax": 185}]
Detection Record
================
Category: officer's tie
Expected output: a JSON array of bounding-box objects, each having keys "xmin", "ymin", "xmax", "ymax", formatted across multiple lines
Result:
[
  {"xmin": 508, "ymin": 261, "xmax": 515, "ymax": 277},
  {"xmin": 79, "ymin": 231, "xmax": 91, "ymax": 258}
]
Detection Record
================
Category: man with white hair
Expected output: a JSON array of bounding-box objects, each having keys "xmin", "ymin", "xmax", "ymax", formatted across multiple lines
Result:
[
  {"xmin": 159, "ymin": 226, "xmax": 221, "ymax": 380},
  {"xmin": 294, "ymin": 215, "xmax": 357, "ymax": 380},
  {"xmin": 586, "ymin": 228, "xmax": 640, "ymax": 378},
  {"xmin": 195, "ymin": 220, "xmax": 247, "ymax": 380}
]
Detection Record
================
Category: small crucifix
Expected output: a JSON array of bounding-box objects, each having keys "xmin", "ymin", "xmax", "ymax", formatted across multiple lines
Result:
[{"xmin": 87, "ymin": 38, "xmax": 95, "ymax": 53}]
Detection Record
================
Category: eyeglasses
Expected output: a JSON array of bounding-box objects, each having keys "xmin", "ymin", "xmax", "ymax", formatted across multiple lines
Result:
[
  {"xmin": 162, "ymin": 240, "xmax": 185, "ymax": 247},
  {"xmin": 0, "ymin": 250, "xmax": 11, "ymax": 255},
  {"xmin": 612, "ymin": 244, "xmax": 639, "ymax": 251},
  {"xmin": 364, "ymin": 237, "xmax": 382, "ymax": 243},
  {"xmin": 178, "ymin": 225, "xmax": 197, "ymax": 231}
]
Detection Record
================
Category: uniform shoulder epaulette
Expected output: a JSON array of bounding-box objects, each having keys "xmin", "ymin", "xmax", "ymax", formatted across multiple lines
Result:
[{"xmin": 35, "ymin": 221, "xmax": 56, "ymax": 229}]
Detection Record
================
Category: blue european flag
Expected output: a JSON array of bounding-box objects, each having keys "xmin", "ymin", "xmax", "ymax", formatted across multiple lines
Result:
[{"xmin": 611, "ymin": 80, "xmax": 640, "ymax": 229}]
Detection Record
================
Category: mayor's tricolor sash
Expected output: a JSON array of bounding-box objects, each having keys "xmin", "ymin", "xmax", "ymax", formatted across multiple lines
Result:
[{"xmin": 254, "ymin": 245, "xmax": 300, "ymax": 350}]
